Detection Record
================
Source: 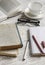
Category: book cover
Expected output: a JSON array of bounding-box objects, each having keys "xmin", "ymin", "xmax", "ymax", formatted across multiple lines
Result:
[{"xmin": 0, "ymin": 23, "xmax": 23, "ymax": 50}]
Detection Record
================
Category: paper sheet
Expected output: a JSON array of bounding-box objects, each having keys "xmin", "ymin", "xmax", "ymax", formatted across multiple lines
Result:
[{"xmin": 29, "ymin": 27, "xmax": 45, "ymax": 54}]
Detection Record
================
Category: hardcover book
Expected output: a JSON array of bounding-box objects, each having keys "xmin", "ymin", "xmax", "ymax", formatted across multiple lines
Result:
[
  {"xmin": 0, "ymin": 49, "xmax": 18, "ymax": 57},
  {"xmin": 0, "ymin": 23, "xmax": 23, "ymax": 50}
]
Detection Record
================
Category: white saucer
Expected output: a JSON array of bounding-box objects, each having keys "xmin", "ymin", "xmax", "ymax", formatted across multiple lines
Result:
[{"xmin": 24, "ymin": 8, "xmax": 44, "ymax": 20}]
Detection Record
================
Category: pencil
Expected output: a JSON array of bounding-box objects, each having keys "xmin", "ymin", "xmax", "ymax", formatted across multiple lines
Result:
[{"xmin": 22, "ymin": 40, "xmax": 28, "ymax": 61}]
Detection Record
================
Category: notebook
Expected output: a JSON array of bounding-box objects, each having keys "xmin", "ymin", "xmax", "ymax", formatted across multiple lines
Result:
[
  {"xmin": 0, "ymin": 0, "xmax": 21, "ymax": 22},
  {"xmin": 0, "ymin": 49, "xmax": 18, "ymax": 57},
  {"xmin": 29, "ymin": 27, "xmax": 45, "ymax": 56},
  {"xmin": 0, "ymin": 23, "xmax": 23, "ymax": 50}
]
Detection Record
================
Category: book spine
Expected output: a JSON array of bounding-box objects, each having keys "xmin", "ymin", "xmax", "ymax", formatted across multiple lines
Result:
[{"xmin": 0, "ymin": 45, "xmax": 23, "ymax": 50}]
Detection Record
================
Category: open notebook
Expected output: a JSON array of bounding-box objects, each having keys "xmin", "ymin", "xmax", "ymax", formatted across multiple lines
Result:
[
  {"xmin": 29, "ymin": 27, "xmax": 45, "ymax": 56},
  {"xmin": 0, "ymin": 0, "xmax": 21, "ymax": 22},
  {"xmin": 0, "ymin": 23, "xmax": 23, "ymax": 50}
]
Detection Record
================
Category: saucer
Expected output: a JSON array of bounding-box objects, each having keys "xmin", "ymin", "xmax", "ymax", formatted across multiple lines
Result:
[{"xmin": 24, "ymin": 8, "xmax": 44, "ymax": 20}]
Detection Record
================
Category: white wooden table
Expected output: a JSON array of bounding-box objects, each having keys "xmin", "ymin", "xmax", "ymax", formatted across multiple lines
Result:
[{"xmin": 0, "ymin": 0, "xmax": 45, "ymax": 65}]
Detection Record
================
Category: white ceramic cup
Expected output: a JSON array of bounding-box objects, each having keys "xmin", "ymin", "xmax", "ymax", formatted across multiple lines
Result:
[{"xmin": 28, "ymin": 2, "xmax": 43, "ymax": 16}]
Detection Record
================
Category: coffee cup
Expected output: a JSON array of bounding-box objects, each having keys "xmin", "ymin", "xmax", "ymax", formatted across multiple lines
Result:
[{"xmin": 28, "ymin": 2, "xmax": 43, "ymax": 16}]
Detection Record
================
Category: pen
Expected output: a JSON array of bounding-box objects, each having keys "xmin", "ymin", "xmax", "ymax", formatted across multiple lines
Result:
[
  {"xmin": 41, "ymin": 41, "xmax": 45, "ymax": 48},
  {"xmin": 22, "ymin": 30, "xmax": 29, "ymax": 61},
  {"xmin": 22, "ymin": 40, "xmax": 28, "ymax": 61},
  {"xmin": 32, "ymin": 35, "xmax": 44, "ymax": 54}
]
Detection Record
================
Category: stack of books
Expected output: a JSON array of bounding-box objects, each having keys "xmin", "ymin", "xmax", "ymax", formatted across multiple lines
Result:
[{"xmin": 0, "ymin": 23, "xmax": 23, "ymax": 57}]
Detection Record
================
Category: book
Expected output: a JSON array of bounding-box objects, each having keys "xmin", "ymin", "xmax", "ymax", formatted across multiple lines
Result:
[
  {"xmin": 29, "ymin": 27, "xmax": 45, "ymax": 56},
  {"xmin": 0, "ymin": 0, "xmax": 21, "ymax": 22},
  {"xmin": 0, "ymin": 49, "xmax": 18, "ymax": 57},
  {"xmin": 0, "ymin": 23, "xmax": 23, "ymax": 50}
]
